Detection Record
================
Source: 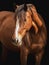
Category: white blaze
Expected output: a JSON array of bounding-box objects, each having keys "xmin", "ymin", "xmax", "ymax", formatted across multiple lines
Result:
[{"xmin": 15, "ymin": 17, "xmax": 22, "ymax": 46}]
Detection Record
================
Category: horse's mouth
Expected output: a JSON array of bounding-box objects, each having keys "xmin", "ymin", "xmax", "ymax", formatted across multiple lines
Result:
[{"xmin": 12, "ymin": 39, "xmax": 22, "ymax": 46}]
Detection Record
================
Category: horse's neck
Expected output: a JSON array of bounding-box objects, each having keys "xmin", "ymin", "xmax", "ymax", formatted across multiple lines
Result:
[{"xmin": 0, "ymin": 11, "xmax": 14, "ymax": 27}]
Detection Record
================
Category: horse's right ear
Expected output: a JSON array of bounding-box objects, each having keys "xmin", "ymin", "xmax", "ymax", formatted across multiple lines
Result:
[
  {"xmin": 24, "ymin": 4, "xmax": 27, "ymax": 11},
  {"xmin": 13, "ymin": 3, "xmax": 19, "ymax": 10}
]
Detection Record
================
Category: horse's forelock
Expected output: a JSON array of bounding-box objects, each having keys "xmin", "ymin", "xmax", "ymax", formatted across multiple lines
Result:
[
  {"xmin": 15, "ymin": 4, "xmax": 32, "ymax": 15},
  {"xmin": 15, "ymin": 4, "xmax": 25, "ymax": 15}
]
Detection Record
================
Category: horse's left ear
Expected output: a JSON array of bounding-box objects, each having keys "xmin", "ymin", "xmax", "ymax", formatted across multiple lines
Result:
[
  {"xmin": 13, "ymin": 3, "xmax": 19, "ymax": 10},
  {"xmin": 16, "ymin": 5, "xmax": 19, "ymax": 8}
]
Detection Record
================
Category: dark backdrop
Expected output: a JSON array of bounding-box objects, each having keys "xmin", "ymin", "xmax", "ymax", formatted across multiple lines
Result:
[{"xmin": 0, "ymin": 0, "xmax": 49, "ymax": 65}]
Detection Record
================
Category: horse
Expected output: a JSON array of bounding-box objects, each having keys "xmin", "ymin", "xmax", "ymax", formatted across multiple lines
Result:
[{"xmin": 0, "ymin": 4, "xmax": 47, "ymax": 65}]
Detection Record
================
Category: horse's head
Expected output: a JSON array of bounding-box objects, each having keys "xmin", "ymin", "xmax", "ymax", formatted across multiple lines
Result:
[
  {"xmin": 12, "ymin": 4, "xmax": 40, "ymax": 46},
  {"xmin": 13, "ymin": 4, "xmax": 27, "ymax": 46}
]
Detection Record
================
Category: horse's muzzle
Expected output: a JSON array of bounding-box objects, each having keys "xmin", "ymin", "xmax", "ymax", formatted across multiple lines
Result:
[{"xmin": 12, "ymin": 38, "xmax": 22, "ymax": 46}]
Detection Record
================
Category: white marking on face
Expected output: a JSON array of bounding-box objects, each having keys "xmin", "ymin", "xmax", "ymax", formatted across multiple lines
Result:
[{"xmin": 15, "ymin": 17, "xmax": 22, "ymax": 46}]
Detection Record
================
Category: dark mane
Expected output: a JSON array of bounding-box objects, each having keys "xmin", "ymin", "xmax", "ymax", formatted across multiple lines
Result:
[{"xmin": 23, "ymin": 14, "xmax": 47, "ymax": 49}]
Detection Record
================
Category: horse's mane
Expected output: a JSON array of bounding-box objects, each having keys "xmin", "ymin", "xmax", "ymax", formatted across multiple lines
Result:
[
  {"xmin": 15, "ymin": 4, "xmax": 47, "ymax": 48},
  {"xmin": 23, "ymin": 14, "xmax": 47, "ymax": 48}
]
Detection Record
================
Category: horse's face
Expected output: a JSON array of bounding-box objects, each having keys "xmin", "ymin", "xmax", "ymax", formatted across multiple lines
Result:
[
  {"xmin": 12, "ymin": 4, "xmax": 39, "ymax": 46},
  {"xmin": 12, "ymin": 4, "xmax": 34, "ymax": 46},
  {"xmin": 15, "ymin": 12, "xmax": 26, "ymax": 46},
  {"xmin": 12, "ymin": 6, "xmax": 26, "ymax": 46}
]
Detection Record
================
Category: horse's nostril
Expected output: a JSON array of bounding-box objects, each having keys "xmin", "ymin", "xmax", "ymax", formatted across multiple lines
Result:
[{"xmin": 16, "ymin": 40, "xmax": 18, "ymax": 43}]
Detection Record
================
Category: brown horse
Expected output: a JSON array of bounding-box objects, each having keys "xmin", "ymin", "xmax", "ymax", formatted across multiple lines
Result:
[{"xmin": 0, "ymin": 4, "xmax": 47, "ymax": 65}]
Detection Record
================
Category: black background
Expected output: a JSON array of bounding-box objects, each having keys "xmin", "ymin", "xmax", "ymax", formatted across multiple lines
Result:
[{"xmin": 0, "ymin": 0, "xmax": 49, "ymax": 65}]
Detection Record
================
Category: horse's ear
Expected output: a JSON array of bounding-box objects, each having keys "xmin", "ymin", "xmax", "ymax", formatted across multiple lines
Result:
[
  {"xmin": 16, "ymin": 5, "xmax": 19, "ymax": 8},
  {"xmin": 13, "ymin": 3, "xmax": 19, "ymax": 10},
  {"xmin": 24, "ymin": 4, "xmax": 27, "ymax": 11}
]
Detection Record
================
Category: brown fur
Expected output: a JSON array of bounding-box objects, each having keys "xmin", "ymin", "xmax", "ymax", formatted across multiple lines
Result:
[{"xmin": 0, "ymin": 4, "xmax": 47, "ymax": 65}]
